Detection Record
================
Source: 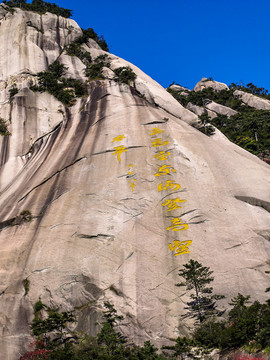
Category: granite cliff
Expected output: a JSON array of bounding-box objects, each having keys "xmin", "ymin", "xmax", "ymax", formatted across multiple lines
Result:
[{"xmin": 0, "ymin": 5, "xmax": 269, "ymax": 359}]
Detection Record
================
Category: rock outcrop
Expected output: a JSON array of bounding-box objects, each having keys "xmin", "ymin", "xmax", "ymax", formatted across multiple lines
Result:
[
  {"xmin": 234, "ymin": 89, "xmax": 270, "ymax": 110},
  {"xmin": 204, "ymin": 100, "xmax": 238, "ymax": 117},
  {"xmin": 194, "ymin": 78, "xmax": 229, "ymax": 92},
  {"xmin": 186, "ymin": 101, "xmax": 237, "ymax": 119},
  {"xmin": 0, "ymin": 6, "xmax": 269, "ymax": 360}
]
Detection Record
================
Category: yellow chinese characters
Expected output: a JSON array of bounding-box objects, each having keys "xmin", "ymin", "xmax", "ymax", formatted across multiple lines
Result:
[
  {"xmin": 154, "ymin": 151, "xmax": 171, "ymax": 161},
  {"xmin": 162, "ymin": 197, "xmax": 186, "ymax": 211},
  {"xmin": 111, "ymin": 135, "xmax": 126, "ymax": 142},
  {"xmin": 112, "ymin": 145, "xmax": 127, "ymax": 162},
  {"xmin": 150, "ymin": 127, "xmax": 164, "ymax": 136},
  {"xmin": 169, "ymin": 240, "xmax": 192, "ymax": 256},
  {"xmin": 128, "ymin": 163, "xmax": 135, "ymax": 176},
  {"xmin": 158, "ymin": 180, "xmax": 181, "ymax": 191},
  {"xmin": 128, "ymin": 179, "xmax": 136, "ymax": 191},
  {"xmin": 152, "ymin": 138, "xmax": 169, "ymax": 147},
  {"xmin": 166, "ymin": 218, "xmax": 189, "ymax": 231},
  {"xmin": 154, "ymin": 165, "xmax": 176, "ymax": 177}
]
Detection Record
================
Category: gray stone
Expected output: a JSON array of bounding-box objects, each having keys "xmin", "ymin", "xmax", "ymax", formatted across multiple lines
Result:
[
  {"xmin": 205, "ymin": 100, "xmax": 238, "ymax": 117},
  {"xmin": 0, "ymin": 7, "xmax": 269, "ymax": 360},
  {"xmin": 194, "ymin": 78, "xmax": 229, "ymax": 92},
  {"xmin": 234, "ymin": 89, "xmax": 270, "ymax": 110},
  {"xmin": 186, "ymin": 102, "xmax": 217, "ymax": 119}
]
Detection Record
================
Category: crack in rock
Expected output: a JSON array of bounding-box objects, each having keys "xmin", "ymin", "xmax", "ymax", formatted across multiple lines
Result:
[
  {"xmin": 76, "ymin": 233, "xmax": 115, "ymax": 240},
  {"xmin": 254, "ymin": 229, "xmax": 270, "ymax": 242},
  {"xmin": 32, "ymin": 268, "xmax": 50, "ymax": 273},
  {"xmin": 116, "ymin": 252, "xmax": 135, "ymax": 271},
  {"xmin": 224, "ymin": 243, "xmax": 243, "ymax": 250},
  {"xmin": 92, "ymin": 145, "xmax": 146, "ymax": 157},
  {"xmin": 235, "ymin": 195, "xmax": 270, "ymax": 213},
  {"xmin": 22, "ymin": 120, "xmax": 64, "ymax": 158},
  {"xmin": 143, "ymin": 118, "xmax": 169, "ymax": 125},
  {"xmin": 0, "ymin": 287, "xmax": 8, "ymax": 296},
  {"xmin": 19, "ymin": 157, "xmax": 86, "ymax": 202},
  {"xmin": 123, "ymin": 211, "xmax": 143, "ymax": 223}
]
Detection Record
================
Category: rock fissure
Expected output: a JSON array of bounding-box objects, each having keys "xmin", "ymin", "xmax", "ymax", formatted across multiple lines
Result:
[
  {"xmin": 22, "ymin": 120, "xmax": 64, "ymax": 158},
  {"xmin": 235, "ymin": 195, "xmax": 270, "ymax": 213},
  {"xmin": 18, "ymin": 156, "xmax": 86, "ymax": 202},
  {"xmin": 92, "ymin": 145, "xmax": 146, "ymax": 157},
  {"xmin": 76, "ymin": 234, "xmax": 114, "ymax": 239}
]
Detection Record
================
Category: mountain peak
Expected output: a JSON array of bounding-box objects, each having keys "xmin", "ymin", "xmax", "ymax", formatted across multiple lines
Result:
[{"xmin": 0, "ymin": 5, "xmax": 269, "ymax": 359}]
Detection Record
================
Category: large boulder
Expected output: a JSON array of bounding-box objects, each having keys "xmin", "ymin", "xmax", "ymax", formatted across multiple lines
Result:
[
  {"xmin": 205, "ymin": 100, "xmax": 238, "ymax": 117},
  {"xmin": 194, "ymin": 78, "xmax": 229, "ymax": 92},
  {"xmin": 234, "ymin": 89, "xmax": 270, "ymax": 110}
]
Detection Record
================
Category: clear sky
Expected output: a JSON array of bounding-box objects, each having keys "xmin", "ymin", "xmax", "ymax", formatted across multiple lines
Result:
[{"xmin": 33, "ymin": 0, "xmax": 270, "ymax": 90}]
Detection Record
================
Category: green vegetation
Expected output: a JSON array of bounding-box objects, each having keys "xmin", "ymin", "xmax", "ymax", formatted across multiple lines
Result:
[
  {"xmin": 230, "ymin": 82, "xmax": 270, "ymax": 100},
  {"xmin": 19, "ymin": 262, "xmax": 270, "ymax": 359},
  {"xmin": 167, "ymin": 87, "xmax": 243, "ymax": 110},
  {"xmin": 3, "ymin": 0, "xmax": 72, "ymax": 18},
  {"xmin": 19, "ymin": 210, "xmax": 33, "ymax": 222},
  {"xmin": 26, "ymin": 20, "xmax": 44, "ymax": 33},
  {"xmin": 9, "ymin": 86, "xmax": 18, "ymax": 99},
  {"xmin": 210, "ymin": 109, "xmax": 270, "ymax": 156},
  {"xmin": 18, "ymin": 264, "xmax": 270, "ymax": 359},
  {"xmin": 167, "ymin": 83, "xmax": 270, "ymax": 157},
  {"xmin": 79, "ymin": 28, "xmax": 109, "ymax": 52},
  {"xmin": 177, "ymin": 260, "xmax": 270, "ymax": 354},
  {"xmin": 66, "ymin": 27, "xmax": 109, "ymax": 56},
  {"xmin": 113, "ymin": 66, "xmax": 137, "ymax": 85},
  {"xmin": 22, "ymin": 278, "xmax": 30, "ymax": 296},
  {"xmin": 84, "ymin": 55, "xmax": 111, "ymax": 81},
  {"xmin": 31, "ymin": 61, "xmax": 87, "ymax": 106},
  {"xmin": 176, "ymin": 259, "xmax": 225, "ymax": 323},
  {"xmin": 198, "ymin": 113, "xmax": 215, "ymax": 136},
  {"xmin": 193, "ymin": 294, "xmax": 270, "ymax": 352},
  {"xmin": 0, "ymin": 118, "xmax": 11, "ymax": 136},
  {"xmin": 20, "ymin": 301, "xmax": 168, "ymax": 359},
  {"xmin": 66, "ymin": 42, "xmax": 92, "ymax": 65}
]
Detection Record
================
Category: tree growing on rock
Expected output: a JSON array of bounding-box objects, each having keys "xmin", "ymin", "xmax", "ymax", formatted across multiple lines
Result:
[{"xmin": 176, "ymin": 259, "xmax": 225, "ymax": 323}]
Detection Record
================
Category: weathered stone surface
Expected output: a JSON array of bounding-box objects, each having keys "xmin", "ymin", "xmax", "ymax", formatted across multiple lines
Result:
[
  {"xmin": 169, "ymin": 84, "xmax": 190, "ymax": 96},
  {"xmin": 0, "ymin": 7, "xmax": 269, "ymax": 360},
  {"xmin": 234, "ymin": 89, "xmax": 270, "ymax": 110},
  {"xmin": 186, "ymin": 100, "xmax": 237, "ymax": 118},
  {"xmin": 194, "ymin": 78, "xmax": 229, "ymax": 92},
  {"xmin": 205, "ymin": 100, "xmax": 238, "ymax": 117},
  {"xmin": 186, "ymin": 102, "xmax": 217, "ymax": 119}
]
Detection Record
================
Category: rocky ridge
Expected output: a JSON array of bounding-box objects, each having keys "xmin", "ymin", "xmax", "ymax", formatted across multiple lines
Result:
[{"xmin": 0, "ymin": 6, "xmax": 269, "ymax": 360}]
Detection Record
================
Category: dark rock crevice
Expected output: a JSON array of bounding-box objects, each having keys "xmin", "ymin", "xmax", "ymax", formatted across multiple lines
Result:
[
  {"xmin": 19, "ymin": 156, "xmax": 86, "ymax": 202},
  {"xmin": 235, "ymin": 195, "xmax": 270, "ymax": 213}
]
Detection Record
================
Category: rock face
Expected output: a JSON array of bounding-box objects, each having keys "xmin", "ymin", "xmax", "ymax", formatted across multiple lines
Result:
[
  {"xmin": 0, "ymin": 7, "xmax": 270, "ymax": 360},
  {"xmin": 186, "ymin": 101, "xmax": 237, "ymax": 119},
  {"xmin": 234, "ymin": 89, "xmax": 270, "ymax": 110},
  {"xmin": 204, "ymin": 100, "xmax": 238, "ymax": 117},
  {"xmin": 194, "ymin": 78, "xmax": 229, "ymax": 92},
  {"xmin": 169, "ymin": 84, "xmax": 190, "ymax": 96}
]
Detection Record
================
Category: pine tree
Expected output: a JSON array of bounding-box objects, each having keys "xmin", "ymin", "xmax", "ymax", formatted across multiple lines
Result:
[{"xmin": 176, "ymin": 259, "xmax": 225, "ymax": 323}]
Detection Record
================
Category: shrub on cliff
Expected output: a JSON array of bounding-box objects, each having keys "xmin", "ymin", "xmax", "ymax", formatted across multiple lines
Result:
[
  {"xmin": 3, "ymin": 0, "xmax": 72, "ymax": 18},
  {"xmin": 113, "ymin": 66, "xmax": 137, "ymax": 86},
  {"xmin": 168, "ymin": 82, "xmax": 270, "ymax": 157},
  {"xmin": 20, "ymin": 301, "xmax": 168, "ymax": 359},
  {"xmin": 31, "ymin": 61, "xmax": 87, "ymax": 106},
  {"xmin": 0, "ymin": 118, "xmax": 11, "ymax": 136},
  {"xmin": 176, "ymin": 259, "xmax": 225, "ymax": 323}
]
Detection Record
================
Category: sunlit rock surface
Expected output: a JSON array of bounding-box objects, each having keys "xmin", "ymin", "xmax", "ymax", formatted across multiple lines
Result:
[
  {"xmin": 234, "ymin": 89, "xmax": 270, "ymax": 110},
  {"xmin": 194, "ymin": 78, "xmax": 229, "ymax": 92},
  {"xmin": 0, "ymin": 6, "xmax": 269, "ymax": 360}
]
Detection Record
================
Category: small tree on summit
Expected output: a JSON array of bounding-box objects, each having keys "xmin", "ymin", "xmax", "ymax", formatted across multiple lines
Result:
[{"xmin": 176, "ymin": 259, "xmax": 225, "ymax": 323}]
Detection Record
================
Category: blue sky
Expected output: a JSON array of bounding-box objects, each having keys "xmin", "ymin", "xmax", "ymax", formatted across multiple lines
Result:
[{"xmin": 33, "ymin": 0, "xmax": 270, "ymax": 90}]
